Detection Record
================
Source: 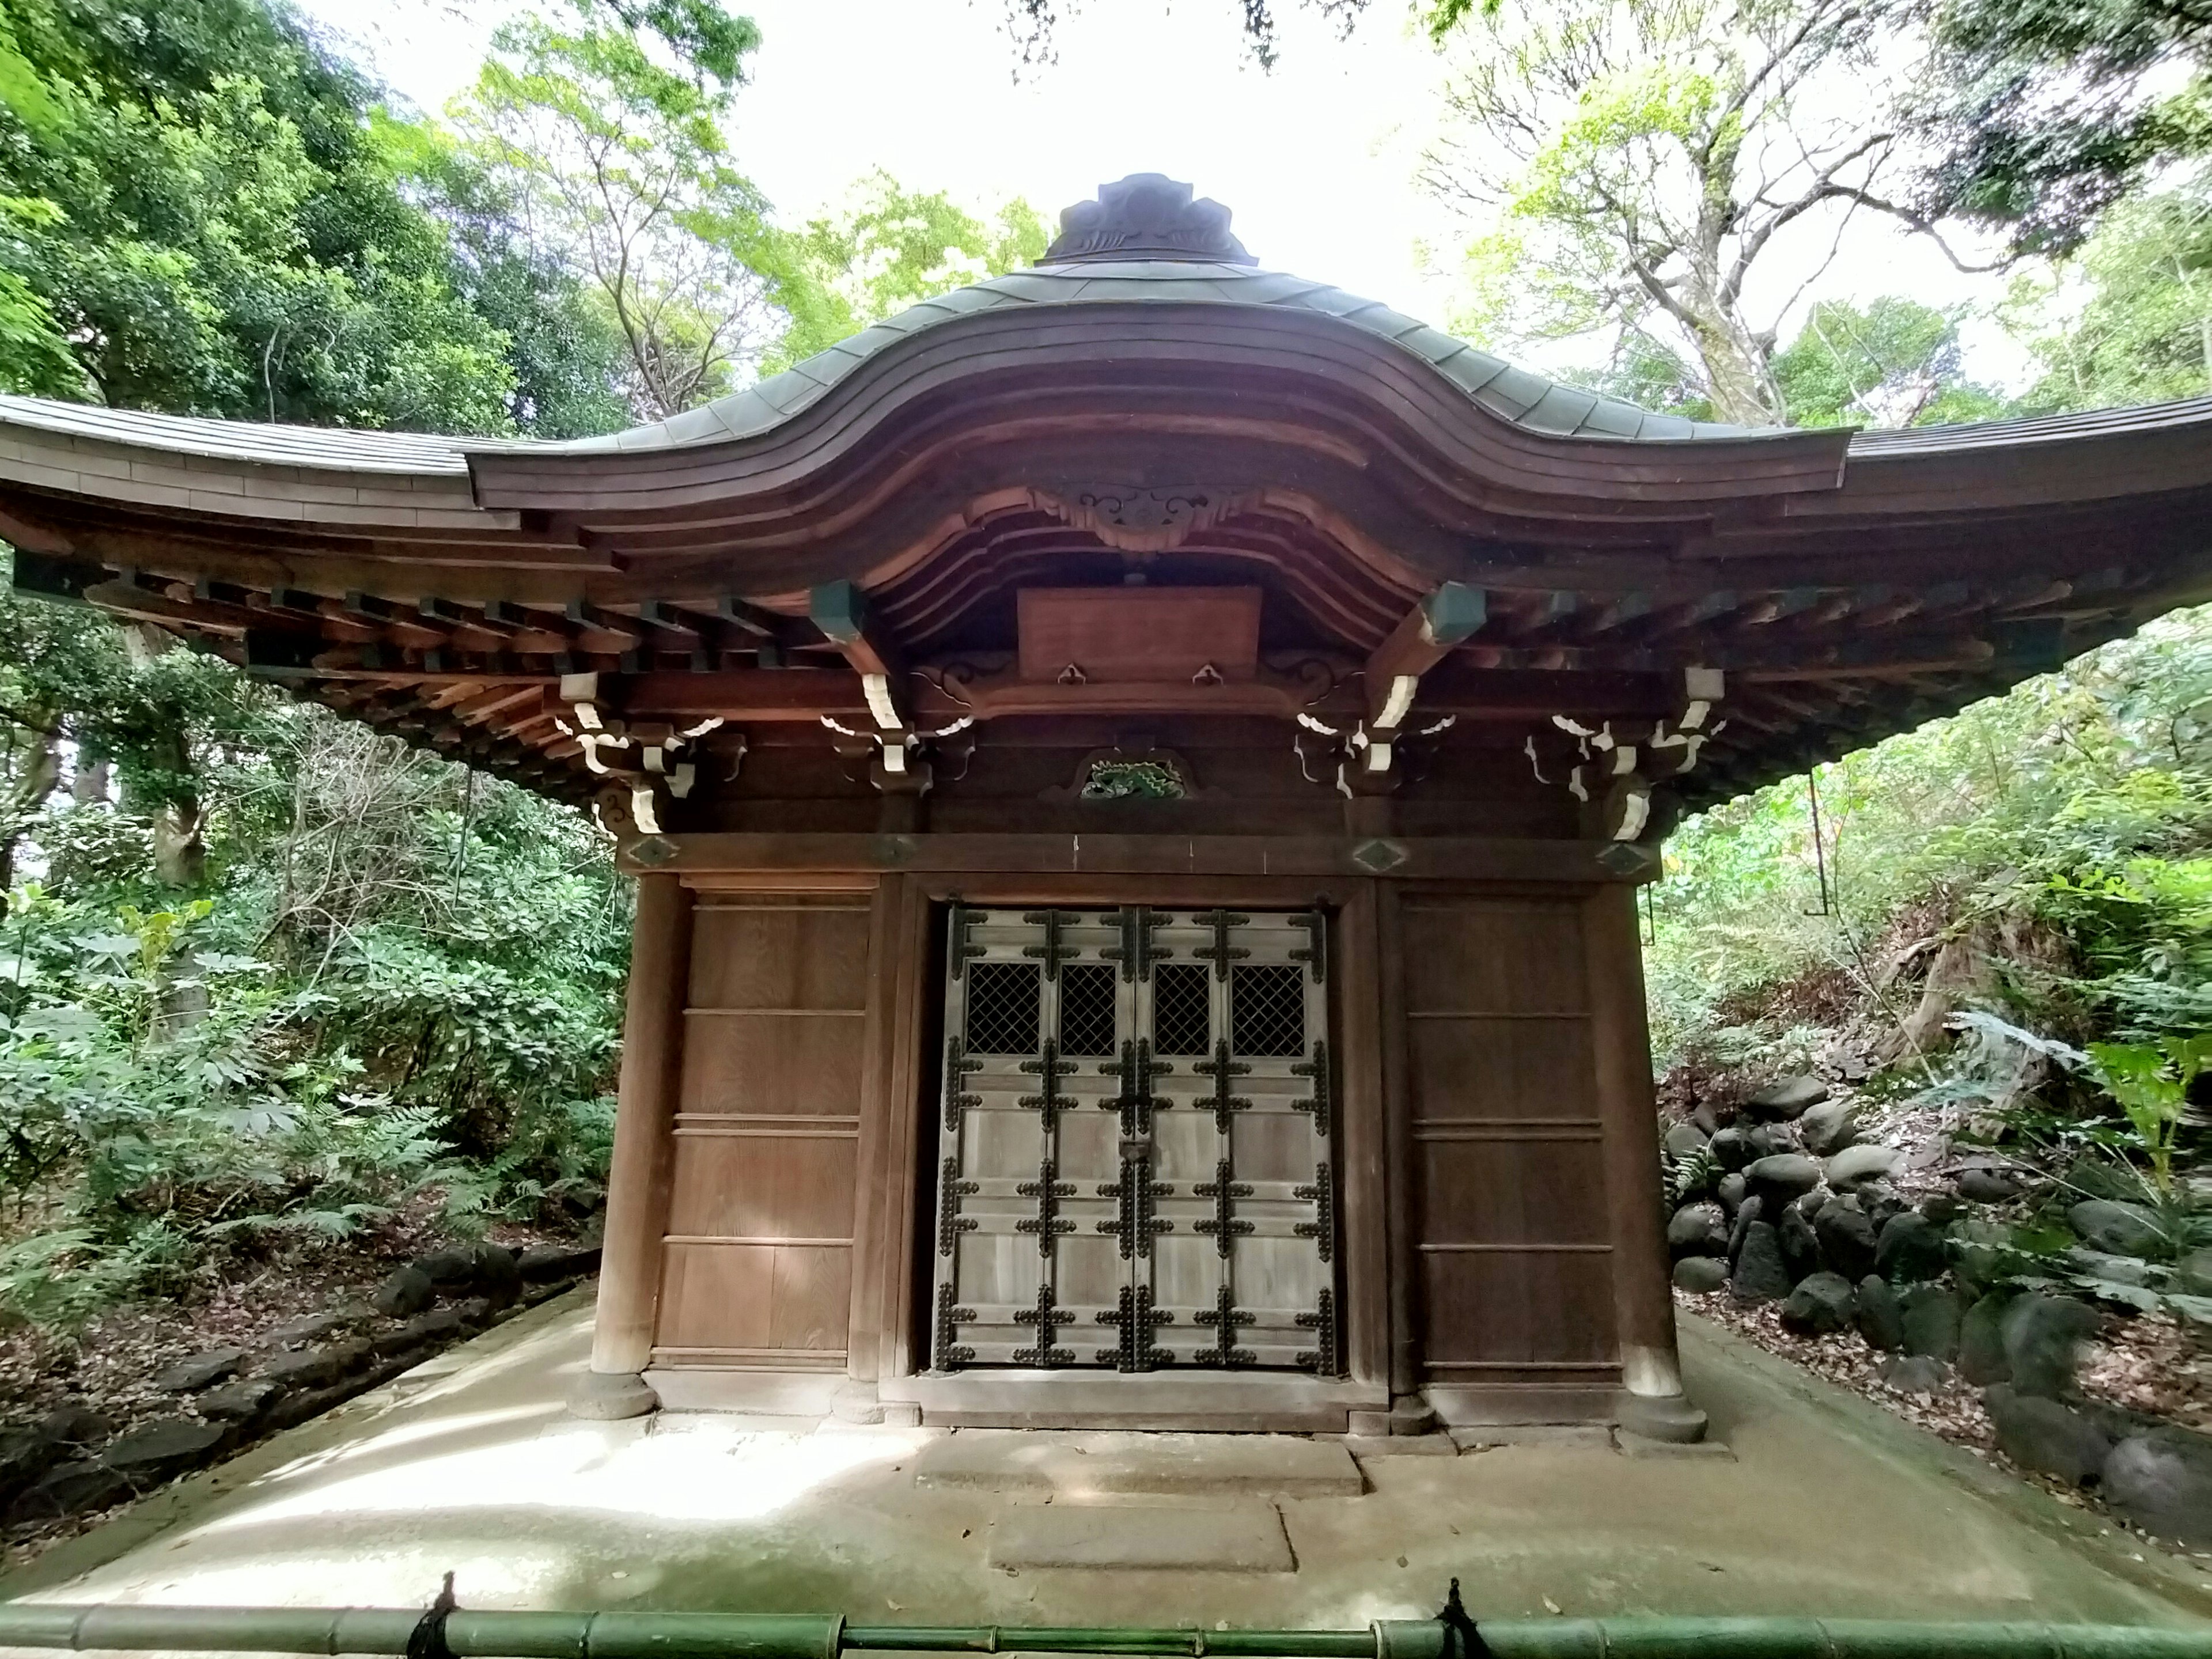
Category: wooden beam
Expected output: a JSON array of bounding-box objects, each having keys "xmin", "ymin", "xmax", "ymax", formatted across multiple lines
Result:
[
  {"xmin": 1365, "ymin": 582, "xmax": 1486, "ymax": 730},
  {"xmin": 810, "ymin": 579, "xmax": 908, "ymax": 730}
]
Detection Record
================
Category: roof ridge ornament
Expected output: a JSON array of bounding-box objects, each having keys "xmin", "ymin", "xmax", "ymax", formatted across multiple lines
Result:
[{"xmin": 1039, "ymin": 174, "xmax": 1255, "ymax": 267}]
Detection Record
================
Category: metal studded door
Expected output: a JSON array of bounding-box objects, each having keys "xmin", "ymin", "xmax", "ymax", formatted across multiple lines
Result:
[{"xmin": 931, "ymin": 906, "xmax": 1337, "ymax": 1374}]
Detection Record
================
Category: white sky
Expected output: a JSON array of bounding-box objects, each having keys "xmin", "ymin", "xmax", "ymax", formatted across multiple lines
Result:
[{"xmin": 293, "ymin": 0, "xmax": 2035, "ymax": 391}]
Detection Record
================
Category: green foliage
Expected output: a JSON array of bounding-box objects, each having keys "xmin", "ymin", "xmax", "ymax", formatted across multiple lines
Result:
[
  {"xmin": 1423, "ymin": 0, "xmax": 1903, "ymax": 427},
  {"xmin": 449, "ymin": 0, "xmax": 789, "ymax": 422},
  {"xmin": 768, "ymin": 171, "xmax": 1047, "ymax": 373},
  {"xmin": 1905, "ymin": 0, "xmax": 2212, "ymax": 257},
  {"xmin": 1772, "ymin": 297, "xmax": 2012, "ymax": 427},
  {"xmin": 1650, "ymin": 604, "xmax": 2212, "ymax": 1073},
  {"xmin": 2085, "ymin": 1035, "xmax": 2211, "ymax": 1192},
  {"xmin": 2009, "ymin": 178, "xmax": 2212, "ymax": 411},
  {"xmin": 0, "ymin": 656, "xmax": 630, "ymax": 1327},
  {"xmin": 0, "ymin": 0, "xmax": 527, "ymax": 428}
]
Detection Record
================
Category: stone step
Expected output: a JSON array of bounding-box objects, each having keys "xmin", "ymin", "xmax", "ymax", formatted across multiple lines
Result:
[
  {"xmin": 987, "ymin": 1501, "xmax": 1296, "ymax": 1571},
  {"xmin": 912, "ymin": 1429, "xmax": 1363, "ymax": 1497}
]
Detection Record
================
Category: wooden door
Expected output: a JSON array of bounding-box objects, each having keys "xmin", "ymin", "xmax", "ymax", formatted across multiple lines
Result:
[{"xmin": 930, "ymin": 906, "xmax": 1337, "ymax": 1373}]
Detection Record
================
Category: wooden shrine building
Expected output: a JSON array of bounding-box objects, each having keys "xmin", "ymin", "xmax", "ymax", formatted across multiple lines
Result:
[{"xmin": 6, "ymin": 175, "xmax": 2212, "ymax": 1441}]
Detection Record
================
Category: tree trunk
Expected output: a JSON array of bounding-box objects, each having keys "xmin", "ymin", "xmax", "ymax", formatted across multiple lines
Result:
[
  {"xmin": 1683, "ymin": 283, "xmax": 1786, "ymax": 426},
  {"xmin": 0, "ymin": 714, "xmax": 63, "ymax": 890},
  {"xmin": 151, "ymin": 800, "xmax": 206, "ymax": 888}
]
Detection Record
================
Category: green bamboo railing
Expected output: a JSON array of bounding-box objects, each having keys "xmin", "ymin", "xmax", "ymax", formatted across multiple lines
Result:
[{"xmin": 0, "ymin": 1602, "xmax": 2209, "ymax": 1659}]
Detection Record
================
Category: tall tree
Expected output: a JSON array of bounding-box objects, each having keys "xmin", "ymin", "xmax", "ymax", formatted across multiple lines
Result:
[
  {"xmin": 2010, "ymin": 179, "xmax": 2212, "ymax": 411},
  {"xmin": 769, "ymin": 171, "xmax": 1048, "ymax": 371},
  {"xmin": 1771, "ymin": 296, "xmax": 2010, "ymax": 426},
  {"xmin": 449, "ymin": 0, "xmax": 802, "ymax": 423},
  {"xmin": 0, "ymin": 0, "xmax": 524, "ymax": 429},
  {"xmin": 1420, "ymin": 0, "xmax": 1972, "ymax": 427},
  {"xmin": 1903, "ymin": 0, "xmax": 2212, "ymax": 260}
]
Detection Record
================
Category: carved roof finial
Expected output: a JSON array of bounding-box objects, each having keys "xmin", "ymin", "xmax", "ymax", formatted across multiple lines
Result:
[{"xmin": 1039, "ymin": 174, "xmax": 1255, "ymax": 267}]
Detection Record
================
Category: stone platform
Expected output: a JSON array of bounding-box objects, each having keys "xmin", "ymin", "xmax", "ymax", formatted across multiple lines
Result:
[{"xmin": 2, "ymin": 1291, "xmax": 2207, "ymax": 1633}]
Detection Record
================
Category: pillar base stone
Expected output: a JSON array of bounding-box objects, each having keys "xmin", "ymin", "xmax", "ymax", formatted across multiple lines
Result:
[
  {"xmin": 1616, "ymin": 1389, "xmax": 1707, "ymax": 1444},
  {"xmin": 570, "ymin": 1368, "xmax": 660, "ymax": 1421}
]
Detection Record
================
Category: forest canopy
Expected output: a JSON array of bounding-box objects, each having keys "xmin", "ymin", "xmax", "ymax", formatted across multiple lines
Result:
[{"xmin": 0, "ymin": 0, "xmax": 1044, "ymax": 1323}]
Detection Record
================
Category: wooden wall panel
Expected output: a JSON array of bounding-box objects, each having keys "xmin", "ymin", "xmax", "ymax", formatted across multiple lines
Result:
[
  {"xmin": 1400, "ymin": 896, "xmax": 1619, "ymax": 1387},
  {"xmin": 654, "ymin": 894, "xmax": 873, "ymax": 1371},
  {"xmin": 679, "ymin": 1014, "xmax": 864, "ymax": 1115},
  {"xmin": 687, "ymin": 905, "xmax": 872, "ymax": 1010}
]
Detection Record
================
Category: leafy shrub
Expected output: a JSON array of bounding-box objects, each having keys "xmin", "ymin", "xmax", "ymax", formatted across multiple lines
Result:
[{"xmin": 0, "ymin": 702, "xmax": 629, "ymax": 1327}]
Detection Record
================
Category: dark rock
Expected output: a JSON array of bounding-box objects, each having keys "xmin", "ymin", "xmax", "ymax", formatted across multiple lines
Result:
[
  {"xmin": 1874, "ymin": 1211, "xmax": 1949, "ymax": 1283},
  {"xmin": 1727, "ymin": 1195, "xmax": 1762, "ymax": 1261},
  {"xmin": 1918, "ymin": 1193, "xmax": 1963, "ymax": 1227},
  {"xmin": 323, "ymin": 1338, "xmax": 376, "ymax": 1378},
  {"xmin": 1877, "ymin": 1355, "xmax": 1949, "ymax": 1395},
  {"xmin": 1899, "ymin": 1285, "xmax": 1962, "ymax": 1361},
  {"xmin": 1690, "ymin": 1103, "xmax": 1721, "ymax": 1137},
  {"xmin": 1779, "ymin": 1202, "xmax": 1823, "ymax": 1283},
  {"xmin": 1813, "ymin": 1198, "xmax": 1880, "ymax": 1282},
  {"xmin": 1855, "ymin": 1277, "xmax": 1906, "ymax": 1350},
  {"xmin": 39, "ymin": 1404, "xmax": 111, "ymax": 1445},
  {"xmin": 1999, "ymin": 1294, "xmax": 2100, "ymax": 1400},
  {"xmin": 1745, "ymin": 1153, "xmax": 1822, "ymax": 1214},
  {"xmin": 412, "ymin": 1247, "xmax": 476, "ymax": 1285},
  {"xmin": 374, "ymin": 1308, "xmax": 464, "ymax": 1357},
  {"xmin": 1798, "ymin": 1099, "xmax": 1858, "ymax": 1157},
  {"xmin": 1741, "ymin": 1124, "xmax": 1783, "ymax": 1160},
  {"xmin": 0, "ymin": 1428, "xmax": 65, "ymax": 1500},
  {"xmin": 1662, "ymin": 1121, "xmax": 1709, "ymax": 1161},
  {"xmin": 10, "ymin": 1458, "xmax": 129, "ymax": 1521},
  {"xmin": 153, "ymin": 1347, "xmax": 245, "ymax": 1393},
  {"xmin": 257, "ymin": 1357, "xmax": 420, "ymax": 1437},
  {"xmin": 1839, "ymin": 1054, "xmax": 1870, "ymax": 1082},
  {"xmin": 2067, "ymin": 1199, "xmax": 2171, "ymax": 1260},
  {"xmin": 450, "ymin": 1296, "xmax": 493, "ymax": 1327},
  {"xmin": 1707, "ymin": 1127, "xmax": 1756, "ymax": 1172},
  {"xmin": 373, "ymin": 1265, "xmax": 434, "ymax": 1318},
  {"xmin": 100, "ymin": 1419, "xmax": 225, "ymax": 1484},
  {"xmin": 1716, "ymin": 1172, "xmax": 1747, "ymax": 1214},
  {"xmin": 1984, "ymin": 1385, "xmax": 2113, "ymax": 1485},
  {"xmin": 263, "ymin": 1312, "xmax": 345, "ymax": 1350},
  {"xmin": 1780, "ymin": 1270, "xmax": 1857, "ymax": 1334},
  {"xmin": 1730, "ymin": 1222, "xmax": 1792, "ymax": 1304},
  {"xmin": 1825, "ymin": 1145, "xmax": 1900, "ymax": 1188},
  {"xmin": 1743, "ymin": 1075, "xmax": 1828, "ymax": 1121},
  {"xmin": 1956, "ymin": 1168, "xmax": 2024, "ymax": 1204},
  {"xmin": 2066, "ymin": 1247, "xmax": 2153, "ymax": 1287},
  {"xmin": 2179, "ymin": 1247, "xmax": 2212, "ymax": 1295},
  {"xmin": 467, "ymin": 1241, "xmax": 523, "ymax": 1305},
  {"xmin": 194, "ymin": 1380, "xmax": 279, "ymax": 1422},
  {"xmin": 517, "ymin": 1243, "xmax": 601, "ymax": 1282},
  {"xmin": 259, "ymin": 1347, "xmax": 344, "ymax": 1389},
  {"xmin": 1667, "ymin": 1203, "xmax": 1729, "ymax": 1259},
  {"xmin": 1959, "ymin": 1293, "xmax": 2013, "ymax": 1386},
  {"xmin": 1673, "ymin": 1256, "xmax": 1729, "ymax": 1293},
  {"xmin": 2101, "ymin": 1429, "xmax": 2212, "ymax": 1546}
]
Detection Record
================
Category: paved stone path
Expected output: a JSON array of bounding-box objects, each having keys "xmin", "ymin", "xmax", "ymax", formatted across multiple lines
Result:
[{"xmin": 3, "ymin": 1293, "xmax": 2207, "ymax": 1633}]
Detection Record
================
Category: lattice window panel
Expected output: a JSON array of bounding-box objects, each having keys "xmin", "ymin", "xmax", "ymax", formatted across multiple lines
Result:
[
  {"xmin": 1058, "ymin": 963, "xmax": 1118, "ymax": 1056},
  {"xmin": 1152, "ymin": 963, "xmax": 1211, "ymax": 1055},
  {"xmin": 1230, "ymin": 963, "xmax": 1306, "ymax": 1056},
  {"xmin": 964, "ymin": 960, "xmax": 1041, "ymax": 1055}
]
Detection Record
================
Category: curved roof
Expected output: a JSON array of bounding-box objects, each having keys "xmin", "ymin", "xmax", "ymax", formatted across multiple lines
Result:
[{"xmin": 548, "ymin": 260, "xmax": 1761, "ymax": 454}]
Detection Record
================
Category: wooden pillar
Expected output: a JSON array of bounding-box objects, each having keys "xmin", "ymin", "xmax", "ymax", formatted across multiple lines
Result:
[
  {"xmin": 1582, "ymin": 882, "xmax": 1706, "ymax": 1441},
  {"xmin": 1375, "ymin": 883, "xmax": 1420, "ymax": 1406},
  {"xmin": 574, "ymin": 871, "xmax": 694, "ymax": 1418}
]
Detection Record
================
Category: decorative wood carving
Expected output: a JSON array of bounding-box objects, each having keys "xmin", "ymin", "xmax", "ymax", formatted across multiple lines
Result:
[{"xmin": 1024, "ymin": 485, "xmax": 1253, "ymax": 554}]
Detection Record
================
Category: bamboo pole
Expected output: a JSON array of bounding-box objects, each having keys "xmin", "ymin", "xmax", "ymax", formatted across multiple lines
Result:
[{"xmin": 0, "ymin": 1604, "xmax": 2207, "ymax": 1659}]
